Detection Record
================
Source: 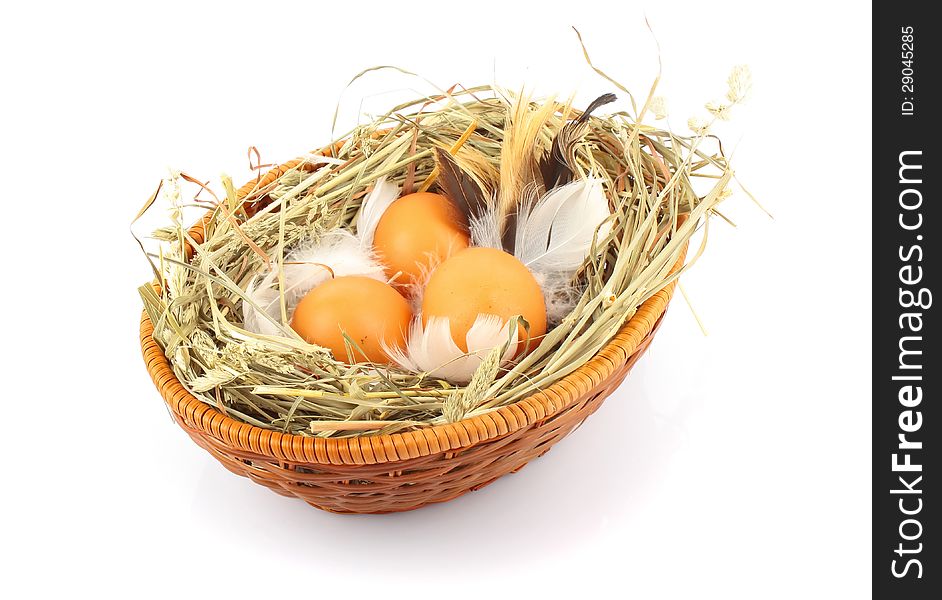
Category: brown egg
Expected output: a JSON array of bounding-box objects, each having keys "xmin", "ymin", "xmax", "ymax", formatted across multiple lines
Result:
[
  {"xmin": 290, "ymin": 276, "xmax": 412, "ymax": 364},
  {"xmin": 422, "ymin": 247, "xmax": 547, "ymax": 353},
  {"xmin": 372, "ymin": 192, "xmax": 470, "ymax": 285}
]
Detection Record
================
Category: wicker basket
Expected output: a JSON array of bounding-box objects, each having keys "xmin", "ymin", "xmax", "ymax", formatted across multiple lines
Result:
[{"xmin": 139, "ymin": 154, "xmax": 686, "ymax": 514}]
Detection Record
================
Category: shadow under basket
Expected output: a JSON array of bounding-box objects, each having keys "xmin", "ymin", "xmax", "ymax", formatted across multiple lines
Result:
[{"xmin": 139, "ymin": 164, "xmax": 685, "ymax": 514}]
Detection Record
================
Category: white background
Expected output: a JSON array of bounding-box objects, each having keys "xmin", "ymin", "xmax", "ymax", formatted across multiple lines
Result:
[{"xmin": 1, "ymin": 1, "xmax": 871, "ymax": 598}]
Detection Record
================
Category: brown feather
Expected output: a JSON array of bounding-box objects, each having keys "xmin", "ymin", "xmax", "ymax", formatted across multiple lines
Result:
[
  {"xmin": 434, "ymin": 146, "xmax": 488, "ymax": 221},
  {"xmin": 540, "ymin": 93, "xmax": 617, "ymax": 190}
]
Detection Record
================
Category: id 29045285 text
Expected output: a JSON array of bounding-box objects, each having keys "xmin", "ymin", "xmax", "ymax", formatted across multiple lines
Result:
[{"xmin": 900, "ymin": 26, "xmax": 915, "ymax": 116}]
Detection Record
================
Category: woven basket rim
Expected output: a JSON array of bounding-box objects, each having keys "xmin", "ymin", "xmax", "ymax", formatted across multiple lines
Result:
[{"xmin": 140, "ymin": 153, "xmax": 685, "ymax": 467}]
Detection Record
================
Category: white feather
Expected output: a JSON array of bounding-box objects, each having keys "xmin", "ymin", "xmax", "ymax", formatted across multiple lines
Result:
[
  {"xmin": 509, "ymin": 178, "xmax": 611, "ymax": 324},
  {"xmin": 469, "ymin": 198, "xmax": 504, "ymax": 249},
  {"xmin": 356, "ymin": 176, "xmax": 400, "ymax": 248},
  {"xmin": 513, "ymin": 178, "xmax": 611, "ymax": 274},
  {"xmin": 532, "ymin": 271, "xmax": 585, "ymax": 326},
  {"xmin": 385, "ymin": 314, "xmax": 518, "ymax": 384},
  {"xmin": 242, "ymin": 230, "xmax": 386, "ymax": 337},
  {"xmin": 400, "ymin": 252, "xmax": 443, "ymax": 314}
]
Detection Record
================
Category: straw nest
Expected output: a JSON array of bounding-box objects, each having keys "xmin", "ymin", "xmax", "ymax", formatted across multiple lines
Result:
[{"xmin": 138, "ymin": 71, "xmax": 750, "ymax": 438}]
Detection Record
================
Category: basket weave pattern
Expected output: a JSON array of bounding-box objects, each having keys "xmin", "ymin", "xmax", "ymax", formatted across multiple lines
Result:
[{"xmin": 139, "ymin": 158, "xmax": 683, "ymax": 514}]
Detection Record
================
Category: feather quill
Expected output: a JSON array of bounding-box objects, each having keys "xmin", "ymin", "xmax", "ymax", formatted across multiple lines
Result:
[
  {"xmin": 242, "ymin": 230, "xmax": 386, "ymax": 337},
  {"xmin": 385, "ymin": 314, "xmax": 518, "ymax": 384}
]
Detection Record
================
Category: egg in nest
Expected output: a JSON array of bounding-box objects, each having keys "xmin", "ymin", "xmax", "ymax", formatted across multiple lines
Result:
[
  {"xmin": 422, "ymin": 247, "xmax": 547, "ymax": 354},
  {"xmin": 291, "ymin": 275, "xmax": 412, "ymax": 364},
  {"xmin": 371, "ymin": 192, "xmax": 470, "ymax": 286}
]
